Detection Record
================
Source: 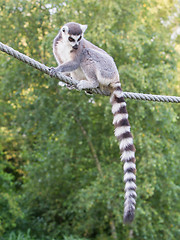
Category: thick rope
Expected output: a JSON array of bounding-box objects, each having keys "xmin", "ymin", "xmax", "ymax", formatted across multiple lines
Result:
[{"xmin": 0, "ymin": 41, "xmax": 180, "ymax": 103}]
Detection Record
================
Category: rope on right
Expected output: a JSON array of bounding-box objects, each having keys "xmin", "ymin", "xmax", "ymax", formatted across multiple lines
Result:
[{"xmin": 123, "ymin": 92, "xmax": 180, "ymax": 103}]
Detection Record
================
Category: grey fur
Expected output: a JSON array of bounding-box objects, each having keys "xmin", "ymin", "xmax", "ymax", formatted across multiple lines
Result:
[
  {"xmin": 51, "ymin": 22, "xmax": 119, "ymax": 89},
  {"xmin": 51, "ymin": 22, "xmax": 137, "ymax": 223},
  {"xmin": 66, "ymin": 22, "xmax": 82, "ymax": 35},
  {"xmin": 54, "ymin": 31, "xmax": 62, "ymax": 47}
]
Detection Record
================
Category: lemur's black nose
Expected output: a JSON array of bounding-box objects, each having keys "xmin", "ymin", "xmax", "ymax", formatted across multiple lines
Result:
[{"xmin": 73, "ymin": 44, "xmax": 78, "ymax": 50}]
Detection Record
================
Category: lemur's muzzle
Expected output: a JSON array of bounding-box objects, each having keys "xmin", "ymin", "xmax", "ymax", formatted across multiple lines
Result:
[{"xmin": 73, "ymin": 44, "xmax": 78, "ymax": 50}]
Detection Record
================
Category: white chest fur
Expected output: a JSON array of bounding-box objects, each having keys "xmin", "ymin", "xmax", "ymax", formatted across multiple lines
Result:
[{"xmin": 56, "ymin": 41, "xmax": 72, "ymax": 63}]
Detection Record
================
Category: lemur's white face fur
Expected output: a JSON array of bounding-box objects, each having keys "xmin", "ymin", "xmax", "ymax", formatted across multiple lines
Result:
[{"xmin": 61, "ymin": 23, "xmax": 87, "ymax": 50}]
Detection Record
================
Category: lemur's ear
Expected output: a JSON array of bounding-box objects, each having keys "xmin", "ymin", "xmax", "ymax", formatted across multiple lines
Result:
[
  {"xmin": 80, "ymin": 24, "xmax": 88, "ymax": 33},
  {"xmin": 61, "ymin": 26, "xmax": 69, "ymax": 34}
]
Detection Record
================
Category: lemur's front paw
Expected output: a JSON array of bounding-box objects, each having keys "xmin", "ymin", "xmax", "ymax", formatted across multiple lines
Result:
[{"xmin": 49, "ymin": 67, "xmax": 58, "ymax": 76}]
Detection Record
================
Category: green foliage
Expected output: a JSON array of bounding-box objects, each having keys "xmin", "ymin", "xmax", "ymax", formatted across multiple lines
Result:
[
  {"xmin": 5, "ymin": 230, "xmax": 36, "ymax": 240},
  {"xmin": 0, "ymin": 133, "xmax": 24, "ymax": 235},
  {"xmin": 0, "ymin": 0, "xmax": 179, "ymax": 239},
  {"xmin": 4, "ymin": 230, "xmax": 87, "ymax": 240}
]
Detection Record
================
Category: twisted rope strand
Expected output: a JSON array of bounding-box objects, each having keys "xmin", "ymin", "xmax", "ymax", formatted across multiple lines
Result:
[
  {"xmin": 123, "ymin": 92, "xmax": 180, "ymax": 103},
  {"xmin": 0, "ymin": 41, "xmax": 180, "ymax": 103}
]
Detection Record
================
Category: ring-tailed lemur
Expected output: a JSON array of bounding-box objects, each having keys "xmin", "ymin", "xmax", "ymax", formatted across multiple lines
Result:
[{"xmin": 50, "ymin": 22, "xmax": 137, "ymax": 223}]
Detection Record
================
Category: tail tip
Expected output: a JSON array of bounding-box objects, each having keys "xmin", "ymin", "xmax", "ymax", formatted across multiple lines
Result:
[{"xmin": 123, "ymin": 211, "xmax": 135, "ymax": 224}]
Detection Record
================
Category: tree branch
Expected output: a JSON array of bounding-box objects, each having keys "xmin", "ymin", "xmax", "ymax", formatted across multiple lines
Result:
[
  {"xmin": 74, "ymin": 117, "xmax": 103, "ymax": 177},
  {"xmin": 74, "ymin": 116, "xmax": 118, "ymax": 239}
]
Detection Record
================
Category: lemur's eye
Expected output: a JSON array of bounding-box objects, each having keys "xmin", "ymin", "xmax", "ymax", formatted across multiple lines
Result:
[
  {"xmin": 68, "ymin": 37, "xmax": 75, "ymax": 42},
  {"xmin": 78, "ymin": 36, "xmax": 82, "ymax": 41}
]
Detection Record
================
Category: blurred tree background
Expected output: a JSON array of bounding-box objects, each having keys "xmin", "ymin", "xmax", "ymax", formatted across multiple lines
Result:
[{"xmin": 0, "ymin": 0, "xmax": 179, "ymax": 239}]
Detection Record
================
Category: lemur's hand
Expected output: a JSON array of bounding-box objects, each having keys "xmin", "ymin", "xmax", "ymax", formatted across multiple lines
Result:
[{"xmin": 49, "ymin": 67, "xmax": 59, "ymax": 76}]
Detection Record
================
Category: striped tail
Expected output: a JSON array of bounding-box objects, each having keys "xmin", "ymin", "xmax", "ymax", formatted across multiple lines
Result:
[{"xmin": 110, "ymin": 83, "xmax": 137, "ymax": 224}]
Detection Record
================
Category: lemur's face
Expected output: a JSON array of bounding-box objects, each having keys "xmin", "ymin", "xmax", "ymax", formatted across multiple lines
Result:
[
  {"xmin": 65, "ymin": 33, "xmax": 82, "ymax": 50},
  {"xmin": 61, "ymin": 23, "xmax": 87, "ymax": 50}
]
